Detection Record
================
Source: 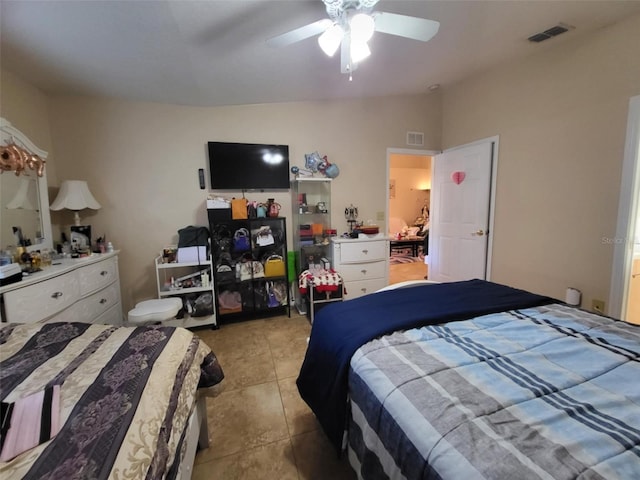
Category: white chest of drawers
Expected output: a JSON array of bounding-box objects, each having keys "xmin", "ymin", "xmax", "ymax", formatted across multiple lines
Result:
[
  {"xmin": 332, "ymin": 236, "xmax": 389, "ymax": 300},
  {"xmin": 0, "ymin": 252, "xmax": 123, "ymax": 325}
]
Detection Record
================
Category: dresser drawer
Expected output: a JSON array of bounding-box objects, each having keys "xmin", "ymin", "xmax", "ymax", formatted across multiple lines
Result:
[
  {"xmin": 337, "ymin": 241, "xmax": 387, "ymax": 263},
  {"xmin": 56, "ymin": 281, "xmax": 122, "ymax": 324},
  {"xmin": 4, "ymin": 273, "xmax": 80, "ymax": 323},
  {"xmin": 94, "ymin": 302, "xmax": 123, "ymax": 326},
  {"xmin": 78, "ymin": 257, "xmax": 118, "ymax": 296},
  {"xmin": 344, "ymin": 278, "xmax": 387, "ymax": 299},
  {"xmin": 339, "ymin": 261, "xmax": 386, "ymax": 282}
]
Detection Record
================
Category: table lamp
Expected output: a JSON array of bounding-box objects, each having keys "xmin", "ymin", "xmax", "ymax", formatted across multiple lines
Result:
[
  {"xmin": 50, "ymin": 180, "xmax": 101, "ymax": 226},
  {"xmin": 50, "ymin": 180, "xmax": 101, "ymax": 252}
]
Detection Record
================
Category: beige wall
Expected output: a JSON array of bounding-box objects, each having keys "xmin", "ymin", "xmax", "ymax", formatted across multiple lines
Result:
[
  {"xmin": 44, "ymin": 94, "xmax": 441, "ymax": 311},
  {"xmin": 0, "ymin": 70, "xmax": 53, "ymax": 152},
  {"xmin": 441, "ymin": 14, "xmax": 640, "ymax": 311}
]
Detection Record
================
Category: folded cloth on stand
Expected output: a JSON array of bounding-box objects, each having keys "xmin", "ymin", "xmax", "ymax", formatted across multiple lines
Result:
[{"xmin": 298, "ymin": 269, "xmax": 342, "ymax": 294}]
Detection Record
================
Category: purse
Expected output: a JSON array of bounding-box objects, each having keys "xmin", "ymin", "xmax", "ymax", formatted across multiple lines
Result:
[
  {"xmin": 239, "ymin": 259, "xmax": 264, "ymax": 280},
  {"xmin": 255, "ymin": 226, "xmax": 275, "ymax": 246},
  {"xmin": 231, "ymin": 198, "xmax": 248, "ymax": 219},
  {"xmin": 257, "ymin": 204, "xmax": 267, "ymax": 218},
  {"xmin": 213, "ymin": 225, "xmax": 232, "ymax": 254},
  {"xmin": 247, "ymin": 201, "xmax": 258, "ymax": 219},
  {"xmin": 266, "ymin": 281, "xmax": 280, "ymax": 308},
  {"xmin": 215, "ymin": 253, "xmax": 235, "ymax": 283},
  {"xmin": 268, "ymin": 202, "xmax": 281, "ymax": 217},
  {"xmin": 263, "ymin": 254, "xmax": 286, "ymax": 277},
  {"xmin": 218, "ymin": 290, "xmax": 242, "ymax": 312},
  {"xmin": 233, "ymin": 228, "xmax": 250, "ymax": 252},
  {"xmin": 177, "ymin": 225, "xmax": 209, "ymax": 249}
]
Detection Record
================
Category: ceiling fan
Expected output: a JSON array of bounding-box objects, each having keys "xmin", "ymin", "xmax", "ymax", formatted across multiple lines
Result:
[{"xmin": 266, "ymin": 0, "xmax": 440, "ymax": 77}]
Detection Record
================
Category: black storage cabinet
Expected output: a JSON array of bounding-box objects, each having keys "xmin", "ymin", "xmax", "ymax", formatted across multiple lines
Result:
[{"xmin": 208, "ymin": 211, "xmax": 290, "ymax": 321}]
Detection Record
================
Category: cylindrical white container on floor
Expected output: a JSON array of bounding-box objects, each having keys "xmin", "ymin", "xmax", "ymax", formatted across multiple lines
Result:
[{"xmin": 565, "ymin": 287, "xmax": 581, "ymax": 306}]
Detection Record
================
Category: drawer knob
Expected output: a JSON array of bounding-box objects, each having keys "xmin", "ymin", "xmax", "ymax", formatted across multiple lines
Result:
[
  {"xmin": 99, "ymin": 298, "xmax": 107, "ymax": 304},
  {"xmin": 362, "ymin": 249, "xmax": 369, "ymax": 254},
  {"xmin": 361, "ymin": 269, "xmax": 367, "ymax": 274},
  {"xmin": 100, "ymin": 271, "xmax": 108, "ymax": 276},
  {"xmin": 51, "ymin": 292, "xmax": 63, "ymax": 299},
  {"xmin": 360, "ymin": 288, "xmax": 367, "ymax": 293}
]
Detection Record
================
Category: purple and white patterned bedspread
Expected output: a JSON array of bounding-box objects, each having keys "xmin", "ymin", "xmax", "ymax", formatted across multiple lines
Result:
[{"xmin": 0, "ymin": 322, "xmax": 223, "ymax": 479}]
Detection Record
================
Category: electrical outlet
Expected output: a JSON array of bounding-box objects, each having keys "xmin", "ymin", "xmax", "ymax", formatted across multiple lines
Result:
[
  {"xmin": 376, "ymin": 211, "xmax": 385, "ymax": 221},
  {"xmin": 592, "ymin": 299, "xmax": 605, "ymax": 314}
]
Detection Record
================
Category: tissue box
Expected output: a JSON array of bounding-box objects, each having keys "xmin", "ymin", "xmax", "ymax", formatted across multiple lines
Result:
[
  {"xmin": 177, "ymin": 246, "xmax": 208, "ymax": 263},
  {"xmin": 0, "ymin": 263, "xmax": 22, "ymax": 286},
  {"xmin": 207, "ymin": 199, "xmax": 230, "ymax": 209}
]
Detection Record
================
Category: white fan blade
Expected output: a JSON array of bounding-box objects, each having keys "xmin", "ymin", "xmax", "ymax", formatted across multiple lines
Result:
[
  {"xmin": 373, "ymin": 12, "xmax": 440, "ymax": 42},
  {"xmin": 340, "ymin": 34, "xmax": 357, "ymax": 74},
  {"xmin": 266, "ymin": 19, "xmax": 332, "ymax": 48}
]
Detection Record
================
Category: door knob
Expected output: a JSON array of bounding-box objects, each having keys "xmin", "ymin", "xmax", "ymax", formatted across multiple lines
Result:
[{"xmin": 472, "ymin": 229, "xmax": 485, "ymax": 236}]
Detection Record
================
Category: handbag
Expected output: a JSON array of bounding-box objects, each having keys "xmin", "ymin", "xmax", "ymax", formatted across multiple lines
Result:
[
  {"xmin": 233, "ymin": 228, "xmax": 250, "ymax": 252},
  {"xmin": 213, "ymin": 225, "xmax": 232, "ymax": 254},
  {"xmin": 266, "ymin": 281, "xmax": 280, "ymax": 308},
  {"xmin": 218, "ymin": 290, "xmax": 242, "ymax": 312},
  {"xmin": 239, "ymin": 259, "xmax": 264, "ymax": 280},
  {"xmin": 177, "ymin": 225, "xmax": 209, "ymax": 248},
  {"xmin": 215, "ymin": 253, "xmax": 235, "ymax": 283},
  {"xmin": 257, "ymin": 204, "xmax": 267, "ymax": 218},
  {"xmin": 247, "ymin": 201, "xmax": 258, "ymax": 219},
  {"xmin": 255, "ymin": 226, "xmax": 275, "ymax": 247},
  {"xmin": 231, "ymin": 198, "xmax": 248, "ymax": 219},
  {"xmin": 263, "ymin": 254, "xmax": 286, "ymax": 277},
  {"xmin": 268, "ymin": 202, "xmax": 281, "ymax": 217}
]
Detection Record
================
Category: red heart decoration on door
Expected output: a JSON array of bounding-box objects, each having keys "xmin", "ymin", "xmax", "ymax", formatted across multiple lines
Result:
[{"xmin": 451, "ymin": 171, "xmax": 466, "ymax": 184}]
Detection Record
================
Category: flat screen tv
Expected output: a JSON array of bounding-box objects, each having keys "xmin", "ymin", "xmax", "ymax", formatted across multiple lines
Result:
[{"xmin": 208, "ymin": 141, "xmax": 290, "ymax": 190}]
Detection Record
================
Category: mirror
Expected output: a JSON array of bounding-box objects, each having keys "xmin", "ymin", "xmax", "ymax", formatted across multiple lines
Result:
[{"xmin": 0, "ymin": 117, "xmax": 53, "ymax": 254}]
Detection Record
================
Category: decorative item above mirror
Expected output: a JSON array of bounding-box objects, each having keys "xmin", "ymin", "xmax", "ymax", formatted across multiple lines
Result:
[{"xmin": 0, "ymin": 117, "xmax": 53, "ymax": 253}]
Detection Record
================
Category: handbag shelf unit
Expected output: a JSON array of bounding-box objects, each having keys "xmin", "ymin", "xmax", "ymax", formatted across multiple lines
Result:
[
  {"xmin": 208, "ymin": 213, "xmax": 290, "ymax": 321},
  {"xmin": 154, "ymin": 255, "xmax": 217, "ymax": 328}
]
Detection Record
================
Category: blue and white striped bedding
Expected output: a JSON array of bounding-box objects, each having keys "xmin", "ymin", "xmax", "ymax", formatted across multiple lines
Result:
[{"xmin": 348, "ymin": 303, "xmax": 640, "ymax": 479}]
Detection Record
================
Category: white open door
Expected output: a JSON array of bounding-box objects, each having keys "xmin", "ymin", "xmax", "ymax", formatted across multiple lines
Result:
[{"xmin": 429, "ymin": 140, "xmax": 495, "ymax": 282}]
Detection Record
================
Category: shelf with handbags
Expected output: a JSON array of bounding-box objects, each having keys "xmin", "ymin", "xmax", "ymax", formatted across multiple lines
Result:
[{"xmin": 207, "ymin": 214, "xmax": 290, "ymax": 320}]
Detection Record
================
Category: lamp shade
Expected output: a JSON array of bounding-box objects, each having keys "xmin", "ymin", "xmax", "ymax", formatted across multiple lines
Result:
[
  {"xmin": 50, "ymin": 180, "xmax": 101, "ymax": 211},
  {"xmin": 350, "ymin": 13, "xmax": 375, "ymax": 43},
  {"xmin": 318, "ymin": 23, "xmax": 344, "ymax": 57}
]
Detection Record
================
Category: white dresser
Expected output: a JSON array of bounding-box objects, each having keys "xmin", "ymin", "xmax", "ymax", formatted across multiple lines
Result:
[
  {"xmin": 0, "ymin": 252, "xmax": 123, "ymax": 325},
  {"xmin": 332, "ymin": 236, "xmax": 389, "ymax": 300}
]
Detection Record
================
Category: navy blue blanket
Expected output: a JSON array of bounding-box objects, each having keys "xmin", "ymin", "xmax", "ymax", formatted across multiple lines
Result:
[{"xmin": 296, "ymin": 279, "xmax": 554, "ymax": 452}]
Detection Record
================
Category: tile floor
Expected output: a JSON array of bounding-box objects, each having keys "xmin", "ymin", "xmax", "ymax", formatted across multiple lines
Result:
[
  {"xmin": 193, "ymin": 313, "xmax": 356, "ymax": 480},
  {"xmin": 389, "ymin": 260, "xmax": 427, "ymax": 285}
]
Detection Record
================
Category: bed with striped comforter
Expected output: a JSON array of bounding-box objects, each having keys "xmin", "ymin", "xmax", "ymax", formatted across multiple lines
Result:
[
  {"xmin": 0, "ymin": 322, "xmax": 223, "ymax": 480},
  {"xmin": 348, "ymin": 303, "xmax": 640, "ymax": 479}
]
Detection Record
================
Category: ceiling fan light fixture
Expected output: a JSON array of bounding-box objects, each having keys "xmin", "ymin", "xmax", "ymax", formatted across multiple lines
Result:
[
  {"xmin": 350, "ymin": 39, "xmax": 371, "ymax": 63},
  {"xmin": 318, "ymin": 23, "xmax": 344, "ymax": 57},
  {"xmin": 350, "ymin": 13, "xmax": 375, "ymax": 43}
]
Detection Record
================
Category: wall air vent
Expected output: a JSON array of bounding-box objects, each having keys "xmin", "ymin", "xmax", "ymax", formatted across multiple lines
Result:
[
  {"xmin": 528, "ymin": 23, "xmax": 572, "ymax": 43},
  {"xmin": 406, "ymin": 131, "xmax": 424, "ymax": 146}
]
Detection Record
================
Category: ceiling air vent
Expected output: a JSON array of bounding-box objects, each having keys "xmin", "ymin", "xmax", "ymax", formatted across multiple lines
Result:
[
  {"xmin": 406, "ymin": 131, "xmax": 424, "ymax": 146},
  {"xmin": 528, "ymin": 23, "xmax": 571, "ymax": 43}
]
